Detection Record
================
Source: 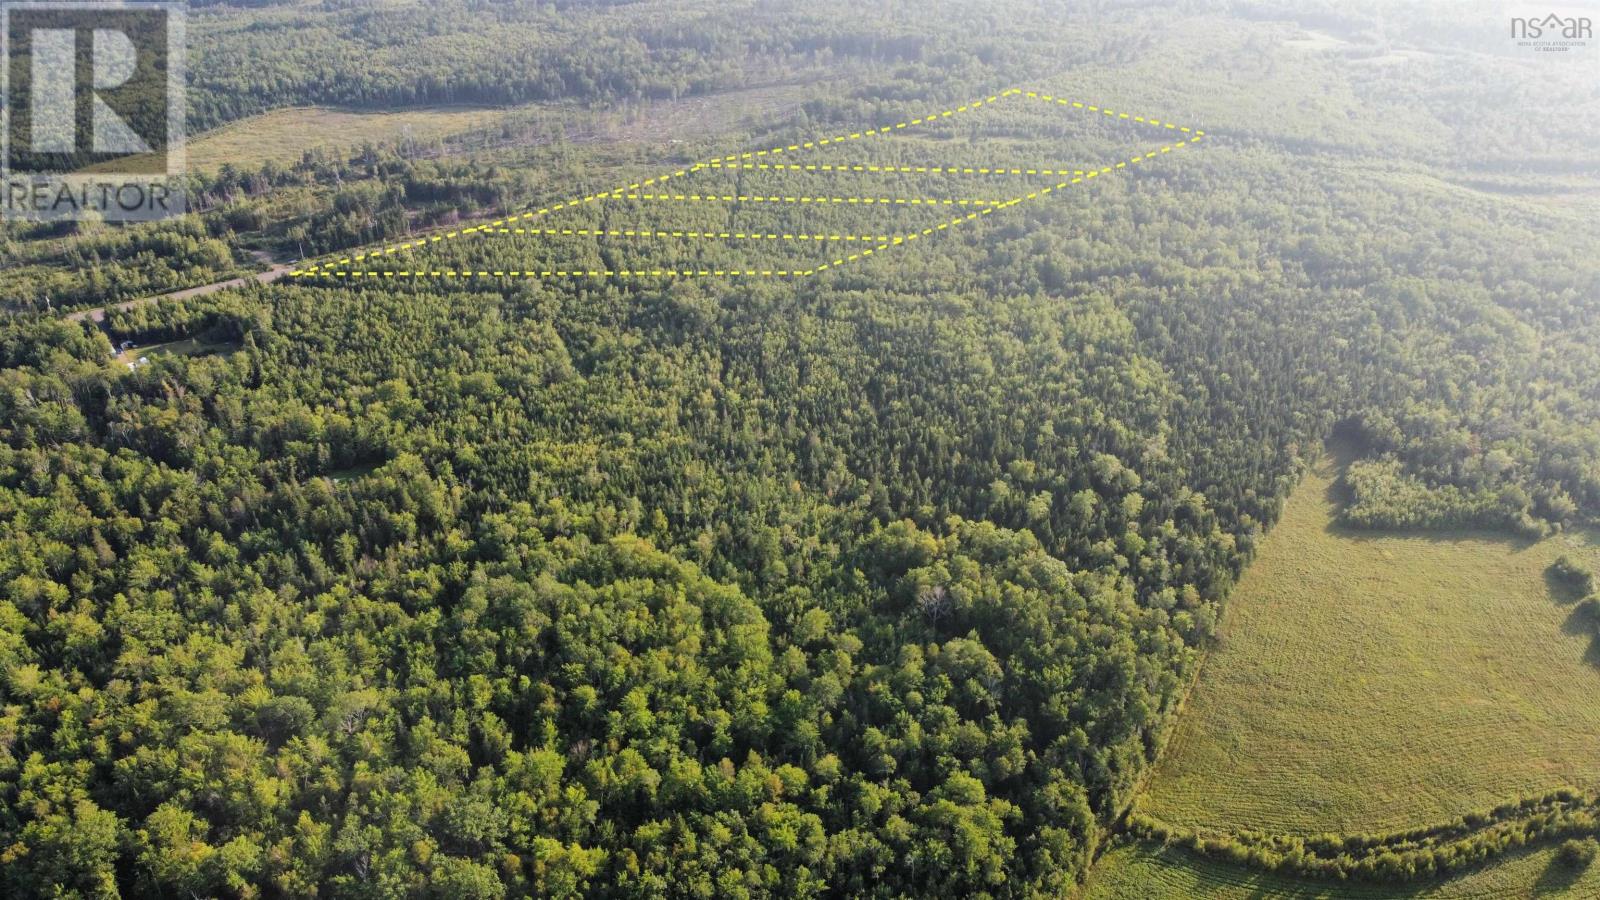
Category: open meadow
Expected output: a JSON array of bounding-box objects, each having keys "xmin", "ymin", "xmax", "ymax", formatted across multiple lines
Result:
[
  {"xmin": 183, "ymin": 107, "xmax": 507, "ymax": 171},
  {"xmin": 1085, "ymin": 448, "xmax": 1600, "ymax": 895},
  {"xmin": 1142, "ymin": 452, "xmax": 1600, "ymax": 835}
]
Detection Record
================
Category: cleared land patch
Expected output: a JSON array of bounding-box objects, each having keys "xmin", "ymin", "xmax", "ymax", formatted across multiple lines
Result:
[
  {"xmin": 113, "ymin": 337, "xmax": 241, "ymax": 369},
  {"xmin": 77, "ymin": 107, "xmax": 506, "ymax": 175},
  {"xmin": 1139, "ymin": 451, "xmax": 1600, "ymax": 837},
  {"xmin": 1083, "ymin": 841, "xmax": 1600, "ymax": 899},
  {"xmin": 291, "ymin": 88, "xmax": 1207, "ymax": 280},
  {"xmin": 183, "ymin": 107, "xmax": 507, "ymax": 172}
]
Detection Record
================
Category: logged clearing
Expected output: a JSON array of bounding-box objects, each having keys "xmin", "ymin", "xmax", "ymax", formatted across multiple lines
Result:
[
  {"xmin": 1140, "ymin": 452, "xmax": 1600, "ymax": 836},
  {"xmin": 77, "ymin": 107, "xmax": 507, "ymax": 175},
  {"xmin": 184, "ymin": 107, "xmax": 506, "ymax": 171},
  {"xmin": 1082, "ymin": 841, "xmax": 1600, "ymax": 899},
  {"xmin": 178, "ymin": 82, "xmax": 829, "ymax": 174},
  {"xmin": 113, "ymin": 337, "xmax": 240, "ymax": 368}
]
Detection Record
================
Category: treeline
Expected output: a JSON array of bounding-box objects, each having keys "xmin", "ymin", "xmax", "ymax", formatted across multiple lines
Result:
[
  {"xmin": 186, "ymin": 0, "xmax": 1036, "ymax": 132},
  {"xmin": 1, "ymin": 218, "xmax": 239, "ymax": 315},
  {"xmin": 1128, "ymin": 789, "xmax": 1600, "ymax": 883},
  {"xmin": 0, "ymin": 277, "xmax": 1226, "ymax": 896},
  {"xmin": 1340, "ymin": 457, "xmax": 1547, "ymax": 537},
  {"xmin": 290, "ymin": 112, "xmax": 1600, "ymax": 540},
  {"xmin": 3, "ymin": 139, "xmax": 597, "ymax": 314},
  {"xmin": 172, "ymin": 0, "xmax": 1600, "ymax": 173}
]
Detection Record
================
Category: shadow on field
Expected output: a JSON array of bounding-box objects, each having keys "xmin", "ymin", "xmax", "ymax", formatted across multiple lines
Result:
[
  {"xmin": 1533, "ymin": 856, "xmax": 1586, "ymax": 894},
  {"xmin": 1559, "ymin": 606, "xmax": 1592, "ymax": 637},
  {"xmin": 1547, "ymin": 568, "xmax": 1590, "ymax": 606},
  {"xmin": 1550, "ymin": 569, "xmax": 1600, "ymax": 669}
]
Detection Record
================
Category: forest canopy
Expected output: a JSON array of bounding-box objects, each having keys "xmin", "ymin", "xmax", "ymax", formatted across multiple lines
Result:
[{"xmin": 2, "ymin": 1, "xmax": 1599, "ymax": 898}]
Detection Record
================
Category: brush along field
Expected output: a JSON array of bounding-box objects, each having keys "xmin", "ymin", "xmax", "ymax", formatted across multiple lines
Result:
[
  {"xmin": 1082, "ymin": 840, "xmax": 1600, "ymax": 899},
  {"xmin": 1139, "ymin": 452, "xmax": 1600, "ymax": 836},
  {"xmin": 1084, "ymin": 451, "xmax": 1600, "ymax": 897}
]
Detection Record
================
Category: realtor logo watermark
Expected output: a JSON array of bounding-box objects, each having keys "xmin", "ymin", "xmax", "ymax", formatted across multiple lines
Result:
[
  {"xmin": 2, "ymin": 1, "xmax": 184, "ymax": 222},
  {"xmin": 1510, "ymin": 11, "xmax": 1592, "ymax": 52}
]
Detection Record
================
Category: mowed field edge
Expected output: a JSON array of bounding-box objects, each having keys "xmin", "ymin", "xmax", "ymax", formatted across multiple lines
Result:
[
  {"xmin": 1085, "ymin": 447, "xmax": 1600, "ymax": 897},
  {"xmin": 1140, "ymin": 449, "xmax": 1600, "ymax": 836},
  {"xmin": 1082, "ymin": 840, "xmax": 1600, "ymax": 899}
]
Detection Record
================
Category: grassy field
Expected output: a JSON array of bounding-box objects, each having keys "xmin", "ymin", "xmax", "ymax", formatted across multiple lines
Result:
[
  {"xmin": 75, "ymin": 106, "xmax": 511, "ymax": 175},
  {"xmin": 178, "ymin": 81, "xmax": 832, "ymax": 174},
  {"xmin": 1082, "ymin": 841, "xmax": 1600, "ymax": 899},
  {"xmin": 114, "ymin": 337, "xmax": 240, "ymax": 368},
  {"xmin": 1083, "ymin": 449, "xmax": 1600, "ymax": 896},
  {"xmin": 1139, "ymin": 451, "xmax": 1600, "ymax": 836},
  {"xmin": 183, "ymin": 107, "xmax": 508, "ymax": 172}
]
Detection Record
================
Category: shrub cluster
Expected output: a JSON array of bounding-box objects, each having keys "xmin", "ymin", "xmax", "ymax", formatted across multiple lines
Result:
[
  {"xmin": 1129, "ymin": 790, "xmax": 1600, "ymax": 883},
  {"xmin": 1557, "ymin": 837, "xmax": 1599, "ymax": 869},
  {"xmin": 1553, "ymin": 555, "xmax": 1598, "ymax": 596}
]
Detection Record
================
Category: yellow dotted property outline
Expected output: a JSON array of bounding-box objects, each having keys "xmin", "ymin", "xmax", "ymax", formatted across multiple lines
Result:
[
  {"xmin": 293, "ymin": 88, "xmax": 1206, "ymax": 279},
  {"xmin": 327, "ymin": 269, "xmax": 812, "ymax": 279},
  {"xmin": 700, "ymin": 162, "xmax": 1091, "ymax": 176},
  {"xmin": 325, "ymin": 135, "xmax": 1202, "ymax": 281},
  {"xmin": 616, "ymin": 194, "xmax": 1013, "ymax": 206},
  {"xmin": 489, "ymin": 228, "xmax": 897, "ymax": 242},
  {"xmin": 811, "ymin": 134, "xmax": 1203, "ymax": 276}
]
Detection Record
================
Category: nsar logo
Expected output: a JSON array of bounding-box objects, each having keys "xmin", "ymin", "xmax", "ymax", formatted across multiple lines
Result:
[{"xmin": 1510, "ymin": 12, "xmax": 1592, "ymax": 53}]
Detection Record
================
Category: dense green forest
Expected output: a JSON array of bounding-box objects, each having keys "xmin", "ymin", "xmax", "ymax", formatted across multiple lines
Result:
[{"xmin": 2, "ymin": 0, "xmax": 1598, "ymax": 897}]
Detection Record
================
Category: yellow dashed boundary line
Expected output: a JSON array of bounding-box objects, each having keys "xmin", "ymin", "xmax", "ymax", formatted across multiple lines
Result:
[
  {"xmin": 488, "ymin": 227, "xmax": 896, "ymax": 242},
  {"xmin": 703, "ymin": 91, "xmax": 1018, "ymax": 163},
  {"xmin": 295, "ymin": 89, "xmax": 1016, "ymax": 275},
  {"xmin": 701, "ymin": 162, "xmax": 1090, "ymax": 176},
  {"xmin": 1016, "ymin": 90, "xmax": 1205, "ymax": 134},
  {"xmin": 811, "ymin": 134, "xmax": 1203, "ymax": 276},
  {"xmin": 292, "ymin": 171, "xmax": 690, "ymax": 275},
  {"xmin": 294, "ymin": 87, "xmax": 1207, "ymax": 278},
  {"xmin": 312, "ymin": 132, "xmax": 1203, "ymax": 281},
  {"xmin": 327, "ymin": 270, "xmax": 809, "ymax": 279},
  {"xmin": 615, "ymin": 194, "xmax": 1011, "ymax": 206}
]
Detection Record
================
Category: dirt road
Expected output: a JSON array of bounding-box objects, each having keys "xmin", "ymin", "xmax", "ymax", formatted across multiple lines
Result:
[{"xmin": 66, "ymin": 257, "xmax": 295, "ymax": 324}]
